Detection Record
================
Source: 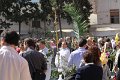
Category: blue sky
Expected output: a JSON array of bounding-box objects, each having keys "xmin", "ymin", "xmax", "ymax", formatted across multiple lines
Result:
[{"xmin": 31, "ymin": 0, "xmax": 39, "ymax": 2}]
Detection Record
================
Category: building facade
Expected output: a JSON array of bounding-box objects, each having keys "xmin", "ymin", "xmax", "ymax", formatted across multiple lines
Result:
[
  {"xmin": 90, "ymin": 0, "xmax": 120, "ymax": 37},
  {"xmin": 97, "ymin": 0, "xmax": 120, "ymax": 24},
  {"xmin": 2, "ymin": 0, "xmax": 119, "ymax": 38},
  {"xmin": 0, "ymin": 16, "xmax": 73, "ymax": 38}
]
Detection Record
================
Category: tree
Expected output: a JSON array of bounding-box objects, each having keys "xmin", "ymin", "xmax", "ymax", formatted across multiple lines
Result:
[
  {"xmin": 49, "ymin": 0, "xmax": 92, "ymax": 38},
  {"xmin": 0, "ymin": 0, "xmax": 92, "ymax": 37},
  {"xmin": 0, "ymin": 0, "xmax": 16, "ymax": 13},
  {"xmin": 40, "ymin": 0, "xmax": 52, "ymax": 37},
  {"xmin": 50, "ymin": 0, "xmax": 92, "ymax": 24},
  {"xmin": 49, "ymin": 0, "xmax": 63, "ymax": 38},
  {"xmin": 64, "ymin": 3, "xmax": 88, "ymax": 40},
  {"xmin": 73, "ymin": 0, "xmax": 93, "ymax": 23},
  {"xmin": 0, "ymin": 0, "xmax": 42, "ymax": 35}
]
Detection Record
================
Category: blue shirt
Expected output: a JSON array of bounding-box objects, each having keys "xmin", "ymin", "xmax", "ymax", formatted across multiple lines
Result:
[{"xmin": 68, "ymin": 47, "xmax": 86, "ymax": 68}]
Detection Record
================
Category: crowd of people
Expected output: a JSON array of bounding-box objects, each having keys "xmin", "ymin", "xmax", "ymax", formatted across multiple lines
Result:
[{"xmin": 0, "ymin": 31, "xmax": 120, "ymax": 80}]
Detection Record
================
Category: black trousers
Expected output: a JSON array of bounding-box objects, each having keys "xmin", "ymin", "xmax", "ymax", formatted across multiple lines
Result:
[
  {"xmin": 117, "ymin": 70, "xmax": 120, "ymax": 80},
  {"xmin": 107, "ymin": 59, "xmax": 113, "ymax": 71},
  {"xmin": 32, "ymin": 72, "xmax": 46, "ymax": 80}
]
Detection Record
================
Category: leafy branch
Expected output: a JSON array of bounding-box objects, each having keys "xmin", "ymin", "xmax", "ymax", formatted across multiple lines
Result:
[{"xmin": 64, "ymin": 3, "xmax": 88, "ymax": 40}]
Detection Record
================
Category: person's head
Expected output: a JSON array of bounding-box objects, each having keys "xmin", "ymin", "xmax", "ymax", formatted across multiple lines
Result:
[
  {"xmin": 87, "ymin": 37, "xmax": 93, "ymax": 42},
  {"xmin": 104, "ymin": 39, "xmax": 112, "ymax": 51},
  {"xmin": 83, "ymin": 51, "xmax": 94, "ymax": 63},
  {"xmin": 105, "ymin": 38, "xmax": 110, "ymax": 42},
  {"xmin": 74, "ymin": 41, "xmax": 79, "ymax": 49},
  {"xmin": 61, "ymin": 41, "xmax": 68, "ymax": 49},
  {"xmin": 87, "ymin": 37, "xmax": 95, "ymax": 46},
  {"xmin": 35, "ymin": 44, "xmax": 39, "ymax": 51},
  {"xmin": 38, "ymin": 40, "xmax": 46, "ymax": 49},
  {"xmin": 112, "ymin": 37, "xmax": 115, "ymax": 40},
  {"xmin": 19, "ymin": 42, "xmax": 24, "ymax": 51},
  {"xmin": 1, "ymin": 31, "xmax": 20, "ymax": 47},
  {"xmin": 99, "ymin": 41, "xmax": 105, "ymax": 47},
  {"xmin": 79, "ymin": 38, "xmax": 87, "ymax": 47},
  {"xmin": 88, "ymin": 46, "xmax": 101, "ymax": 65},
  {"xmin": 50, "ymin": 40, "xmax": 56, "ymax": 48},
  {"xmin": 24, "ymin": 38, "xmax": 36, "ymax": 50},
  {"xmin": 58, "ymin": 41, "xmax": 62, "ymax": 48},
  {"xmin": 66, "ymin": 37, "xmax": 71, "ymax": 42}
]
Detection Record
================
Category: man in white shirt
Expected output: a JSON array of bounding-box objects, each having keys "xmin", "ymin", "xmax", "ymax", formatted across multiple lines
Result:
[
  {"xmin": 0, "ymin": 31, "xmax": 31, "ymax": 80},
  {"xmin": 55, "ymin": 41, "xmax": 70, "ymax": 80}
]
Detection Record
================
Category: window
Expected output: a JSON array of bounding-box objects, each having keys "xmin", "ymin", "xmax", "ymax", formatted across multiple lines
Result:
[
  {"xmin": 110, "ymin": 9, "xmax": 119, "ymax": 24},
  {"xmin": 32, "ymin": 21, "xmax": 41, "ymax": 28}
]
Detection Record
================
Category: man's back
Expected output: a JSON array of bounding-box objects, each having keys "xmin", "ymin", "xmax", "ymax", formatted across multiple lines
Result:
[
  {"xmin": 0, "ymin": 46, "xmax": 31, "ymax": 80},
  {"xmin": 68, "ymin": 47, "xmax": 86, "ymax": 68},
  {"xmin": 75, "ymin": 64, "xmax": 103, "ymax": 80},
  {"xmin": 22, "ymin": 49, "xmax": 47, "ymax": 80}
]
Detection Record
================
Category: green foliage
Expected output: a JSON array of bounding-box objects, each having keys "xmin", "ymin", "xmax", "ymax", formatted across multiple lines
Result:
[
  {"xmin": 46, "ymin": 49, "xmax": 53, "ymax": 57},
  {"xmin": 49, "ymin": 0, "xmax": 92, "ymax": 24},
  {"xmin": 0, "ymin": 0, "xmax": 92, "ymax": 26},
  {"xmin": 40, "ymin": 0, "xmax": 52, "ymax": 21},
  {"xmin": 50, "ymin": 0, "xmax": 57, "ymax": 7},
  {"xmin": 0, "ymin": 0, "xmax": 17, "ymax": 13},
  {"xmin": 0, "ymin": 0, "xmax": 52, "ymax": 22},
  {"xmin": 51, "ymin": 69, "xmax": 60, "ymax": 79},
  {"xmin": 50, "ymin": 65, "xmax": 76, "ymax": 79},
  {"xmin": 0, "ymin": 1, "xmax": 41, "ymax": 23},
  {"xmin": 0, "ymin": 0, "xmax": 52, "ymax": 35},
  {"xmin": 65, "ymin": 65, "xmax": 76, "ymax": 79},
  {"xmin": 108, "ymin": 50, "xmax": 116, "ymax": 61},
  {"xmin": 64, "ymin": 3, "xmax": 88, "ymax": 40},
  {"xmin": 73, "ymin": 0, "xmax": 93, "ymax": 23}
]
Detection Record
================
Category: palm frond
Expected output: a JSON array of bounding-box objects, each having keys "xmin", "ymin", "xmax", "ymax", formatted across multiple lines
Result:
[{"xmin": 64, "ymin": 3, "xmax": 88, "ymax": 40}]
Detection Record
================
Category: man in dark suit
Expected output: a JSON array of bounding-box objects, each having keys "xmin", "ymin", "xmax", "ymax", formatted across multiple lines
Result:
[
  {"xmin": 22, "ymin": 38, "xmax": 47, "ymax": 80},
  {"xmin": 75, "ymin": 51, "xmax": 103, "ymax": 80}
]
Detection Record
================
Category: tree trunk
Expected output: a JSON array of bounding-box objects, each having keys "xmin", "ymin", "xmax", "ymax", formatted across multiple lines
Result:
[
  {"xmin": 19, "ymin": 22, "xmax": 21, "ymax": 36},
  {"xmin": 57, "ymin": 1, "xmax": 62, "ymax": 38},
  {"xmin": 58, "ymin": 14, "xmax": 62, "ymax": 38},
  {"xmin": 44, "ymin": 20, "xmax": 46, "ymax": 38}
]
